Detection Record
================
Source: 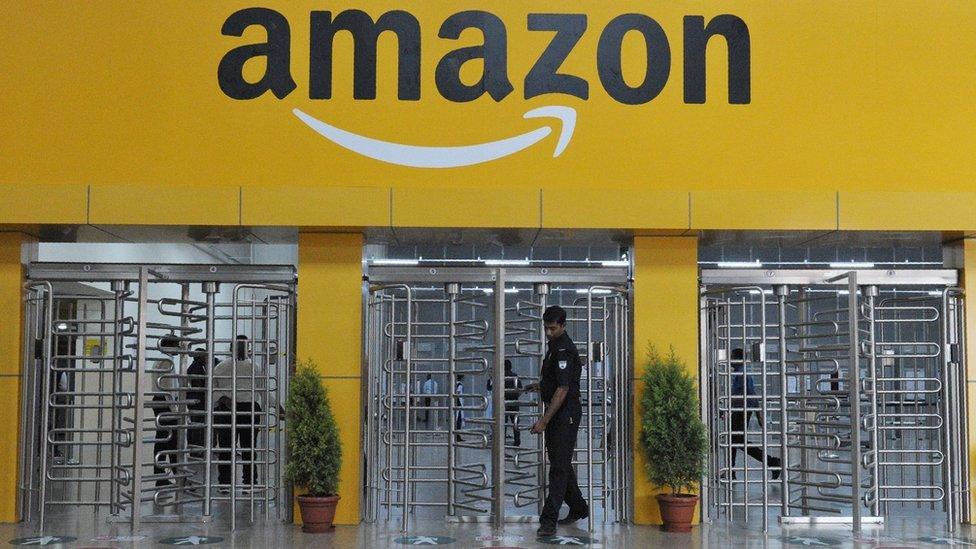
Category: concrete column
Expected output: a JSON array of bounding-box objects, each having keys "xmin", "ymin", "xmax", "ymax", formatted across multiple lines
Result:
[
  {"xmin": 632, "ymin": 235, "xmax": 699, "ymax": 525},
  {"xmin": 0, "ymin": 233, "xmax": 29, "ymax": 522},
  {"xmin": 296, "ymin": 232, "xmax": 363, "ymax": 525}
]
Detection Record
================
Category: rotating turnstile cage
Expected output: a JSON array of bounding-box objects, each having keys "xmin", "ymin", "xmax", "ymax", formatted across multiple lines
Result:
[
  {"xmin": 700, "ymin": 270, "xmax": 970, "ymax": 533},
  {"xmin": 17, "ymin": 263, "xmax": 296, "ymax": 531},
  {"xmin": 363, "ymin": 266, "xmax": 632, "ymax": 531}
]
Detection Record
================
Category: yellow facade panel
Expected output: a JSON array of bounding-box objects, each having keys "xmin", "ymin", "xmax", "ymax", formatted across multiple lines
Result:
[
  {"xmin": 543, "ymin": 188, "xmax": 687, "ymax": 230},
  {"xmin": 0, "ymin": 234, "xmax": 24, "ymax": 377},
  {"xmin": 89, "ymin": 184, "xmax": 239, "ymax": 226},
  {"xmin": 4, "ymin": 4, "xmax": 976, "ymax": 195},
  {"xmin": 297, "ymin": 233, "xmax": 363, "ymax": 525},
  {"xmin": 0, "ymin": 376, "xmax": 20, "ymax": 522},
  {"xmin": 691, "ymin": 190, "xmax": 837, "ymax": 230},
  {"xmin": 297, "ymin": 233, "xmax": 363, "ymax": 378},
  {"xmin": 632, "ymin": 236, "xmax": 699, "ymax": 525},
  {"xmin": 0, "ymin": 233, "xmax": 24, "ymax": 522},
  {"xmin": 243, "ymin": 185, "xmax": 389, "ymax": 227},
  {"xmin": 0, "ymin": 184, "xmax": 87, "ymax": 225},
  {"xmin": 318, "ymin": 377, "xmax": 361, "ymax": 526},
  {"xmin": 839, "ymin": 191, "xmax": 976, "ymax": 231},
  {"xmin": 393, "ymin": 187, "xmax": 540, "ymax": 228}
]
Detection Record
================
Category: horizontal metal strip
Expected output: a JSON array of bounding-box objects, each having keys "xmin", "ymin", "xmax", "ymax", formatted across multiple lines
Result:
[
  {"xmin": 367, "ymin": 265, "xmax": 629, "ymax": 285},
  {"xmin": 28, "ymin": 262, "xmax": 297, "ymax": 283},
  {"xmin": 701, "ymin": 268, "xmax": 957, "ymax": 286}
]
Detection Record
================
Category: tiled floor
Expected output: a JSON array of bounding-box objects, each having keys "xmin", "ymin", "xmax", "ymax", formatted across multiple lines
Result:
[{"xmin": 2, "ymin": 511, "xmax": 975, "ymax": 548}]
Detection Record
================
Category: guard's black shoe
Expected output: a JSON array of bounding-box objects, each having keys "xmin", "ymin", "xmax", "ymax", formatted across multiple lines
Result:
[
  {"xmin": 557, "ymin": 510, "xmax": 589, "ymax": 525},
  {"xmin": 537, "ymin": 523, "xmax": 557, "ymax": 537}
]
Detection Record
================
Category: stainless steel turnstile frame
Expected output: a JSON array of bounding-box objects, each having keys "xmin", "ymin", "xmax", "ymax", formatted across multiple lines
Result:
[
  {"xmin": 363, "ymin": 265, "xmax": 633, "ymax": 531},
  {"xmin": 700, "ymin": 268, "xmax": 969, "ymax": 533},
  {"xmin": 18, "ymin": 262, "xmax": 296, "ymax": 532}
]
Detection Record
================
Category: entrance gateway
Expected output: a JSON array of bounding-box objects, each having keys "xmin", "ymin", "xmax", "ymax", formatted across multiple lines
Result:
[
  {"xmin": 363, "ymin": 264, "xmax": 633, "ymax": 531},
  {"xmin": 18, "ymin": 263, "xmax": 296, "ymax": 531},
  {"xmin": 18, "ymin": 261, "xmax": 969, "ymax": 535},
  {"xmin": 700, "ymin": 268, "xmax": 970, "ymax": 533}
]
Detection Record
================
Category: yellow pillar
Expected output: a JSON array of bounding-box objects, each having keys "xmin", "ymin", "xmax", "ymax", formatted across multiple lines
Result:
[
  {"xmin": 632, "ymin": 235, "xmax": 699, "ymax": 525},
  {"xmin": 962, "ymin": 239, "xmax": 976, "ymax": 521},
  {"xmin": 0, "ymin": 233, "xmax": 27, "ymax": 523},
  {"xmin": 297, "ymin": 232, "xmax": 363, "ymax": 525}
]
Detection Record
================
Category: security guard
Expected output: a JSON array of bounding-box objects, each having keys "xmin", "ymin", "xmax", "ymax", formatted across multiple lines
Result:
[{"xmin": 526, "ymin": 305, "xmax": 589, "ymax": 536}]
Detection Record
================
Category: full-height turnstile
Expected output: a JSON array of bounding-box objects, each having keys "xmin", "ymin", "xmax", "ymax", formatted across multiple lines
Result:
[
  {"xmin": 363, "ymin": 266, "xmax": 633, "ymax": 531},
  {"xmin": 700, "ymin": 269, "xmax": 970, "ymax": 533},
  {"xmin": 18, "ymin": 263, "xmax": 296, "ymax": 531}
]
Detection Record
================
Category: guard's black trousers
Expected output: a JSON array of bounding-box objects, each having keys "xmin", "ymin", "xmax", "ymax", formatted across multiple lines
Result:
[{"xmin": 539, "ymin": 410, "xmax": 588, "ymax": 525}]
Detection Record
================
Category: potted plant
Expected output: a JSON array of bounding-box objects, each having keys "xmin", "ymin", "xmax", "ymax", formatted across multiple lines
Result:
[
  {"xmin": 639, "ymin": 345, "xmax": 708, "ymax": 533},
  {"xmin": 286, "ymin": 360, "xmax": 342, "ymax": 533}
]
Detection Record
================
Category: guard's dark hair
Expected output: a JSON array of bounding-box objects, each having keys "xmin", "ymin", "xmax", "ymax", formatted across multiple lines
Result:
[
  {"xmin": 731, "ymin": 348, "xmax": 745, "ymax": 361},
  {"xmin": 542, "ymin": 305, "xmax": 567, "ymax": 325}
]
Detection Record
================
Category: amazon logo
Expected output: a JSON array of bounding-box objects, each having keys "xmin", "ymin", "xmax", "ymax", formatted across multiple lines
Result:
[{"xmin": 218, "ymin": 8, "xmax": 750, "ymax": 167}]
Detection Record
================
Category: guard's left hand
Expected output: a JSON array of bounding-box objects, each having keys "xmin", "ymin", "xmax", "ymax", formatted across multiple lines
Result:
[{"xmin": 530, "ymin": 419, "xmax": 547, "ymax": 434}]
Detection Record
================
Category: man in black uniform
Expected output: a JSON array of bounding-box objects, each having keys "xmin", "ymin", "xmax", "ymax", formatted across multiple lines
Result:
[{"xmin": 525, "ymin": 305, "xmax": 589, "ymax": 536}]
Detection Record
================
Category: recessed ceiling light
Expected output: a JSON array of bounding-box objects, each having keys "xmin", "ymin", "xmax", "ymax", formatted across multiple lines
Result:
[{"xmin": 716, "ymin": 261, "xmax": 762, "ymax": 268}]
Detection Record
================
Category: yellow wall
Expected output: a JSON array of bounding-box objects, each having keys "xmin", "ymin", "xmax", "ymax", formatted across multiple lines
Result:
[
  {"xmin": 632, "ymin": 236, "xmax": 699, "ymax": 524},
  {"xmin": 840, "ymin": 192, "xmax": 976, "ymax": 232},
  {"xmin": 393, "ymin": 187, "xmax": 540, "ymax": 229},
  {"xmin": 243, "ymin": 185, "xmax": 390, "ymax": 228},
  {"xmin": 3, "ymin": 3, "xmax": 976, "ymax": 232},
  {"xmin": 2, "ymin": 2, "xmax": 975, "ymax": 196},
  {"xmin": 6, "ymin": 179, "xmax": 976, "ymax": 233},
  {"xmin": 9, "ymin": 182, "xmax": 976, "ymax": 232},
  {"xmin": 0, "ymin": 184, "xmax": 87, "ymax": 225},
  {"xmin": 691, "ymin": 190, "xmax": 836, "ymax": 231},
  {"xmin": 296, "ymin": 232, "xmax": 363, "ymax": 525},
  {"xmin": 0, "ymin": 233, "xmax": 26, "ymax": 522}
]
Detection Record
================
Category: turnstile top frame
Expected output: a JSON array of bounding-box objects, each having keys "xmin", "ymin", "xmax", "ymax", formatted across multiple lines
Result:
[
  {"xmin": 27, "ymin": 262, "xmax": 297, "ymax": 283},
  {"xmin": 700, "ymin": 268, "xmax": 958, "ymax": 287},
  {"xmin": 366, "ymin": 265, "xmax": 630, "ymax": 285}
]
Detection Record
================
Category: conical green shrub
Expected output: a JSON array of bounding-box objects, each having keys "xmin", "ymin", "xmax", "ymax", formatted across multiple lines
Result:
[
  {"xmin": 639, "ymin": 345, "xmax": 707, "ymax": 495},
  {"xmin": 285, "ymin": 360, "xmax": 341, "ymax": 497}
]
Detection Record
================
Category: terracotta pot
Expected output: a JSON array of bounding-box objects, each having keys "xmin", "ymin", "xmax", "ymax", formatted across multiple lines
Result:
[
  {"xmin": 298, "ymin": 495, "xmax": 340, "ymax": 533},
  {"xmin": 656, "ymin": 493, "xmax": 698, "ymax": 533}
]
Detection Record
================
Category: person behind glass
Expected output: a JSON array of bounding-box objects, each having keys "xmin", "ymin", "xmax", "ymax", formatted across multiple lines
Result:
[
  {"xmin": 214, "ymin": 335, "xmax": 275, "ymax": 488},
  {"xmin": 421, "ymin": 373, "xmax": 438, "ymax": 426},
  {"xmin": 728, "ymin": 348, "xmax": 781, "ymax": 479},
  {"xmin": 454, "ymin": 375, "xmax": 465, "ymax": 431},
  {"xmin": 487, "ymin": 360, "xmax": 522, "ymax": 446},
  {"xmin": 524, "ymin": 305, "xmax": 589, "ymax": 537}
]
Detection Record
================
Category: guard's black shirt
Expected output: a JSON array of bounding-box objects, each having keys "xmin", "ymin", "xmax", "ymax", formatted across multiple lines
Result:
[{"xmin": 540, "ymin": 332, "xmax": 582, "ymax": 416}]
